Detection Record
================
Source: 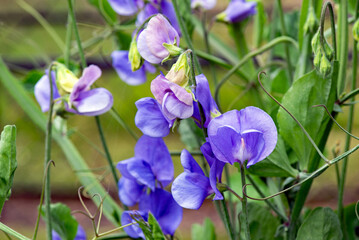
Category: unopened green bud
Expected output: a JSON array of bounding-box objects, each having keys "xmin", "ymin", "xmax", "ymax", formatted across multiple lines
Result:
[
  {"xmin": 162, "ymin": 38, "xmax": 183, "ymax": 63},
  {"xmin": 304, "ymin": 7, "xmax": 318, "ymax": 34},
  {"xmin": 55, "ymin": 63, "xmax": 78, "ymax": 93},
  {"xmin": 216, "ymin": 11, "xmax": 228, "ymax": 23},
  {"xmin": 319, "ymin": 53, "xmax": 331, "ymax": 76},
  {"xmin": 313, "ymin": 49, "xmax": 322, "ymax": 69},
  {"xmin": 353, "ymin": 19, "xmax": 359, "ymax": 42},
  {"xmin": 165, "ymin": 52, "xmax": 190, "ymax": 87},
  {"xmin": 311, "ymin": 30, "xmax": 321, "ymax": 55},
  {"xmin": 128, "ymin": 40, "xmax": 143, "ymax": 72},
  {"xmin": 323, "ymin": 40, "xmax": 334, "ymax": 61}
]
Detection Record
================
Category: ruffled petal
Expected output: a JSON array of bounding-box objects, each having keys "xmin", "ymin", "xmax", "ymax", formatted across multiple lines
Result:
[
  {"xmin": 162, "ymin": 92, "xmax": 193, "ymax": 119},
  {"xmin": 127, "ymin": 159, "xmax": 156, "ymax": 191},
  {"xmin": 70, "ymin": 65, "xmax": 101, "ymax": 101},
  {"xmin": 225, "ymin": 0, "xmax": 257, "ymax": 23},
  {"xmin": 135, "ymin": 97, "xmax": 171, "ymax": 137},
  {"xmin": 171, "ymin": 172, "xmax": 211, "ymax": 210},
  {"xmin": 34, "ymin": 72, "xmax": 60, "ymax": 112},
  {"xmin": 118, "ymin": 177, "xmax": 145, "ymax": 206},
  {"xmin": 134, "ymin": 135, "xmax": 174, "ymax": 187},
  {"xmin": 180, "ymin": 149, "xmax": 204, "ymax": 174},
  {"xmin": 108, "ymin": 0, "xmax": 138, "ymax": 16},
  {"xmin": 160, "ymin": 0, "xmax": 181, "ymax": 35},
  {"xmin": 71, "ymin": 88, "xmax": 113, "ymax": 116},
  {"xmin": 116, "ymin": 157, "xmax": 139, "ymax": 180}
]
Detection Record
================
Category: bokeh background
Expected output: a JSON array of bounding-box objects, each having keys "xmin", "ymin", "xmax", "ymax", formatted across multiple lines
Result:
[{"xmin": 0, "ymin": 0, "xmax": 358, "ymax": 239}]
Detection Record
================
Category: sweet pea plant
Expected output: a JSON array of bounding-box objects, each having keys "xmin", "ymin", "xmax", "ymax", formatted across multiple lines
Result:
[{"xmin": 0, "ymin": 0, "xmax": 359, "ymax": 239}]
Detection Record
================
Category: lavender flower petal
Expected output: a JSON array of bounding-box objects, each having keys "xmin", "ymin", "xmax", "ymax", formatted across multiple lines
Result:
[
  {"xmin": 135, "ymin": 97, "xmax": 171, "ymax": 137},
  {"xmin": 108, "ymin": 0, "xmax": 139, "ymax": 16},
  {"xmin": 121, "ymin": 211, "xmax": 147, "ymax": 239},
  {"xmin": 191, "ymin": 0, "xmax": 217, "ymax": 10},
  {"xmin": 162, "ymin": 92, "xmax": 194, "ymax": 120},
  {"xmin": 70, "ymin": 65, "xmax": 101, "ymax": 102},
  {"xmin": 127, "ymin": 159, "xmax": 156, "ymax": 191},
  {"xmin": 118, "ymin": 177, "xmax": 145, "ymax": 206},
  {"xmin": 71, "ymin": 88, "xmax": 113, "ymax": 116},
  {"xmin": 225, "ymin": 0, "xmax": 257, "ymax": 23},
  {"xmin": 111, "ymin": 50, "xmax": 147, "ymax": 85},
  {"xmin": 181, "ymin": 149, "xmax": 204, "ymax": 174},
  {"xmin": 160, "ymin": 0, "xmax": 181, "ymax": 34},
  {"xmin": 34, "ymin": 72, "xmax": 60, "ymax": 112}
]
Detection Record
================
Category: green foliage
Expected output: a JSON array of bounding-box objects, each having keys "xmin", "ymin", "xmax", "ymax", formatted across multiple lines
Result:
[
  {"xmin": 253, "ymin": 1, "xmax": 267, "ymax": 48},
  {"xmin": 342, "ymin": 203, "xmax": 359, "ymax": 239},
  {"xmin": 247, "ymin": 136, "xmax": 298, "ymax": 177},
  {"xmin": 296, "ymin": 207, "xmax": 342, "ymax": 240},
  {"xmin": 178, "ymin": 118, "xmax": 204, "ymax": 150},
  {"xmin": 0, "ymin": 125, "xmax": 17, "ymax": 215},
  {"xmin": 87, "ymin": 0, "xmax": 118, "ymax": 26},
  {"xmin": 41, "ymin": 203, "xmax": 79, "ymax": 240},
  {"xmin": 191, "ymin": 218, "xmax": 216, "ymax": 240},
  {"xmin": 135, "ymin": 212, "xmax": 166, "ymax": 240},
  {"xmin": 277, "ymin": 70, "xmax": 333, "ymax": 170},
  {"xmin": 22, "ymin": 70, "xmax": 43, "ymax": 92},
  {"xmin": 176, "ymin": 0, "xmax": 194, "ymax": 39}
]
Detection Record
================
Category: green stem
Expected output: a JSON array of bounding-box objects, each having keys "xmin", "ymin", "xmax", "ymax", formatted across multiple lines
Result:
[
  {"xmin": 44, "ymin": 64, "xmax": 55, "ymax": 240},
  {"xmin": 214, "ymin": 36, "xmax": 298, "ymax": 108},
  {"xmin": 172, "ymin": 0, "xmax": 202, "ymax": 74},
  {"xmin": 276, "ymin": 0, "xmax": 294, "ymax": 82},
  {"xmin": 220, "ymin": 199, "xmax": 235, "ymax": 240},
  {"xmin": 340, "ymin": 88, "xmax": 359, "ymax": 103},
  {"xmin": 247, "ymin": 175, "xmax": 288, "ymax": 222},
  {"xmin": 95, "ymin": 116, "xmax": 119, "ymax": 184},
  {"xmin": 0, "ymin": 223, "xmax": 30, "ymax": 240},
  {"xmin": 338, "ymin": 1, "xmax": 358, "ymax": 237},
  {"xmin": 109, "ymin": 108, "xmax": 139, "ymax": 141},
  {"xmin": 240, "ymin": 166, "xmax": 251, "ymax": 240},
  {"xmin": 337, "ymin": 0, "xmax": 349, "ymax": 95},
  {"xmin": 65, "ymin": 12, "xmax": 73, "ymax": 68},
  {"xmin": 67, "ymin": 0, "xmax": 86, "ymax": 69},
  {"xmin": 319, "ymin": 2, "xmax": 337, "ymax": 60}
]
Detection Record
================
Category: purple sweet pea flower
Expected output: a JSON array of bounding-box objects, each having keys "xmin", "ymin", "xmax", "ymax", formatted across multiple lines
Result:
[
  {"xmin": 207, "ymin": 107, "xmax": 277, "ymax": 167},
  {"xmin": 217, "ymin": 0, "xmax": 257, "ymax": 23},
  {"xmin": 135, "ymin": 97, "xmax": 174, "ymax": 137},
  {"xmin": 117, "ymin": 135, "xmax": 174, "ymax": 205},
  {"xmin": 68, "ymin": 65, "xmax": 113, "ymax": 116},
  {"xmin": 108, "ymin": 0, "xmax": 144, "ymax": 16},
  {"xmin": 52, "ymin": 225, "xmax": 86, "ymax": 240},
  {"xmin": 122, "ymin": 188, "xmax": 182, "ymax": 238},
  {"xmin": 194, "ymin": 74, "xmax": 221, "ymax": 128},
  {"xmin": 137, "ymin": 14, "xmax": 181, "ymax": 64},
  {"xmin": 191, "ymin": 0, "xmax": 217, "ymax": 10},
  {"xmin": 151, "ymin": 74, "xmax": 193, "ymax": 120},
  {"xmin": 171, "ymin": 149, "xmax": 224, "ymax": 210},
  {"xmin": 111, "ymin": 50, "xmax": 155, "ymax": 85},
  {"xmin": 34, "ymin": 71, "xmax": 60, "ymax": 112}
]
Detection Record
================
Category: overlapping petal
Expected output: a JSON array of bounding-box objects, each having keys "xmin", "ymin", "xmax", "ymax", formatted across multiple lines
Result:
[
  {"xmin": 108, "ymin": 0, "xmax": 139, "ymax": 16},
  {"xmin": 34, "ymin": 72, "xmax": 60, "ymax": 112},
  {"xmin": 71, "ymin": 88, "xmax": 113, "ymax": 116}
]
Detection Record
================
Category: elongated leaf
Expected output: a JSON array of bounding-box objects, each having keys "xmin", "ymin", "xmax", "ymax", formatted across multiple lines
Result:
[
  {"xmin": 87, "ymin": 0, "xmax": 118, "ymax": 26},
  {"xmin": 0, "ymin": 125, "xmax": 17, "ymax": 215},
  {"xmin": 0, "ymin": 58, "xmax": 122, "ymax": 225},
  {"xmin": 277, "ymin": 70, "xmax": 332, "ymax": 170},
  {"xmin": 247, "ymin": 136, "xmax": 298, "ymax": 177},
  {"xmin": 178, "ymin": 118, "xmax": 204, "ymax": 150},
  {"xmin": 297, "ymin": 207, "xmax": 342, "ymax": 240},
  {"xmin": 41, "ymin": 203, "xmax": 78, "ymax": 240},
  {"xmin": 148, "ymin": 213, "xmax": 166, "ymax": 240},
  {"xmin": 191, "ymin": 218, "xmax": 216, "ymax": 240},
  {"xmin": 253, "ymin": 1, "xmax": 267, "ymax": 48}
]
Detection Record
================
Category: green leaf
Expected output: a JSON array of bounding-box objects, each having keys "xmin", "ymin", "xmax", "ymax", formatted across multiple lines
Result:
[
  {"xmin": 240, "ymin": 203, "xmax": 281, "ymax": 240},
  {"xmin": 178, "ymin": 118, "xmax": 204, "ymax": 150},
  {"xmin": 247, "ymin": 136, "xmax": 298, "ymax": 177},
  {"xmin": 277, "ymin": 70, "xmax": 332, "ymax": 170},
  {"xmin": 297, "ymin": 207, "xmax": 342, "ymax": 240},
  {"xmin": 176, "ymin": 0, "xmax": 194, "ymax": 38},
  {"xmin": 22, "ymin": 70, "xmax": 43, "ymax": 92},
  {"xmin": 253, "ymin": 1, "xmax": 267, "ymax": 48},
  {"xmin": 0, "ymin": 125, "xmax": 17, "ymax": 215},
  {"xmin": 191, "ymin": 218, "xmax": 216, "ymax": 240},
  {"xmin": 148, "ymin": 213, "xmax": 166, "ymax": 240},
  {"xmin": 41, "ymin": 203, "xmax": 78, "ymax": 240},
  {"xmin": 87, "ymin": 0, "xmax": 118, "ymax": 26},
  {"xmin": 342, "ymin": 203, "xmax": 359, "ymax": 240}
]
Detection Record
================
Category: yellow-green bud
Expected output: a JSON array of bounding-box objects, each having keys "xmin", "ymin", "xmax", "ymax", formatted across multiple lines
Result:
[
  {"xmin": 128, "ymin": 40, "xmax": 143, "ymax": 72},
  {"xmin": 319, "ymin": 53, "xmax": 331, "ymax": 76},
  {"xmin": 311, "ymin": 30, "xmax": 321, "ymax": 55},
  {"xmin": 55, "ymin": 63, "xmax": 78, "ymax": 93},
  {"xmin": 353, "ymin": 19, "xmax": 359, "ymax": 42},
  {"xmin": 313, "ymin": 49, "xmax": 322, "ymax": 69},
  {"xmin": 323, "ymin": 40, "xmax": 334, "ymax": 61},
  {"xmin": 304, "ymin": 7, "xmax": 318, "ymax": 34},
  {"xmin": 165, "ymin": 52, "xmax": 190, "ymax": 87}
]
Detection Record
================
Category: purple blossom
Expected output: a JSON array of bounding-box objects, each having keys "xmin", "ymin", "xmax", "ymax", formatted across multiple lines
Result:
[
  {"xmin": 135, "ymin": 97, "xmax": 174, "ymax": 137},
  {"xmin": 207, "ymin": 107, "xmax": 277, "ymax": 167},
  {"xmin": 107, "ymin": 0, "xmax": 144, "ymax": 16},
  {"xmin": 117, "ymin": 135, "xmax": 174, "ymax": 205},
  {"xmin": 137, "ymin": 14, "xmax": 181, "ymax": 64},
  {"xmin": 52, "ymin": 225, "xmax": 86, "ymax": 240},
  {"xmin": 121, "ymin": 188, "xmax": 182, "ymax": 238},
  {"xmin": 191, "ymin": 0, "xmax": 217, "ymax": 10},
  {"xmin": 171, "ymin": 148, "xmax": 224, "ymax": 210},
  {"xmin": 194, "ymin": 74, "xmax": 221, "ymax": 127},
  {"xmin": 111, "ymin": 50, "xmax": 155, "ymax": 85},
  {"xmin": 151, "ymin": 74, "xmax": 193, "ymax": 120},
  {"xmin": 217, "ymin": 0, "xmax": 257, "ymax": 23},
  {"xmin": 34, "ymin": 65, "xmax": 113, "ymax": 116}
]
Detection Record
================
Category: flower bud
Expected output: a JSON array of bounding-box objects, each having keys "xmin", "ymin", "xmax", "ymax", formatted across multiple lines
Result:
[
  {"xmin": 304, "ymin": 6, "xmax": 318, "ymax": 34},
  {"xmin": 165, "ymin": 52, "xmax": 189, "ymax": 87},
  {"xmin": 323, "ymin": 40, "xmax": 334, "ymax": 61},
  {"xmin": 353, "ymin": 19, "xmax": 359, "ymax": 42},
  {"xmin": 311, "ymin": 30, "xmax": 320, "ymax": 54},
  {"xmin": 55, "ymin": 63, "xmax": 78, "ymax": 93},
  {"xmin": 162, "ymin": 39, "xmax": 183, "ymax": 63},
  {"xmin": 313, "ymin": 49, "xmax": 322, "ymax": 69},
  {"xmin": 128, "ymin": 40, "xmax": 143, "ymax": 72},
  {"xmin": 319, "ymin": 53, "xmax": 332, "ymax": 76}
]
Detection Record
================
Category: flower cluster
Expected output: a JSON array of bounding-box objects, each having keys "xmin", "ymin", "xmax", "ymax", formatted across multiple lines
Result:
[{"xmin": 34, "ymin": 64, "xmax": 113, "ymax": 116}]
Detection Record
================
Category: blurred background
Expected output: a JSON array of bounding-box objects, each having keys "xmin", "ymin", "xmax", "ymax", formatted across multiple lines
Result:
[{"xmin": 0, "ymin": 0, "xmax": 358, "ymax": 239}]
